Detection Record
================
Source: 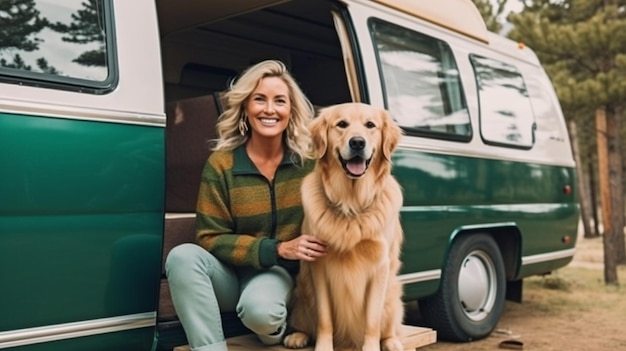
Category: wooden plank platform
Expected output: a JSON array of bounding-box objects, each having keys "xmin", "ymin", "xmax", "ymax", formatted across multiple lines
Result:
[{"xmin": 173, "ymin": 325, "xmax": 436, "ymax": 350}]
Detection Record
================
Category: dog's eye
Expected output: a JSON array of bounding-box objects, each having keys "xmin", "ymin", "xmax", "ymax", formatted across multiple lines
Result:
[
  {"xmin": 337, "ymin": 120, "xmax": 348, "ymax": 128},
  {"xmin": 365, "ymin": 121, "xmax": 376, "ymax": 129}
]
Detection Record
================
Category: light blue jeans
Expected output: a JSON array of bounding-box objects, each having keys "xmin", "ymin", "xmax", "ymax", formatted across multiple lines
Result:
[{"xmin": 165, "ymin": 243, "xmax": 293, "ymax": 351}]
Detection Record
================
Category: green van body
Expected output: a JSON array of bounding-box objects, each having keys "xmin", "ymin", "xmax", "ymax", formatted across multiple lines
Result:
[
  {"xmin": 0, "ymin": 114, "xmax": 163, "ymax": 350},
  {"xmin": 0, "ymin": 0, "xmax": 578, "ymax": 349}
]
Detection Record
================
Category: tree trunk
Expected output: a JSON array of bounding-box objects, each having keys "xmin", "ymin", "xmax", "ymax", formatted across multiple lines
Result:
[
  {"xmin": 605, "ymin": 107, "xmax": 625, "ymax": 265},
  {"xmin": 602, "ymin": 107, "xmax": 623, "ymax": 285},
  {"xmin": 596, "ymin": 109, "xmax": 611, "ymax": 236},
  {"xmin": 569, "ymin": 120, "xmax": 594, "ymax": 237},
  {"xmin": 588, "ymin": 153, "xmax": 600, "ymax": 236}
]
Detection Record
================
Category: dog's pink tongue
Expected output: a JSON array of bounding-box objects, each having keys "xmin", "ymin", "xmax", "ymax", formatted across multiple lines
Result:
[{"xmin": 347, "ymin": 159, "xmax": 366, "ymax": 175}]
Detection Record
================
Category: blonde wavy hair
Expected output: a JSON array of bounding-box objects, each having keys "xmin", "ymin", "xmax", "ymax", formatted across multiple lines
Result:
[{"xmin": 213, "ymin": 60, "xmax": 315, "ymax": 165}]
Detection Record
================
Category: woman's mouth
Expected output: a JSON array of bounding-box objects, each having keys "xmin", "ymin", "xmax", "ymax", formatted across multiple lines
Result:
[{"xmin": 260, "ymin": 118, "xmax": 279, "ymax": 126}]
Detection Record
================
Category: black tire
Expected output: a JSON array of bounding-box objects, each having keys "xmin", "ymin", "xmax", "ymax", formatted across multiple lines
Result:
[{"xmin": 418, "ymin": 233, "xmax": 506, "ymax": 342}]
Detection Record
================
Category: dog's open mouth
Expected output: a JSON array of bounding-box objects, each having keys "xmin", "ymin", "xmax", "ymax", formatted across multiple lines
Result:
[{"xmin": 340, "ymin": 154, "xmax": 372, "ymax": 178}]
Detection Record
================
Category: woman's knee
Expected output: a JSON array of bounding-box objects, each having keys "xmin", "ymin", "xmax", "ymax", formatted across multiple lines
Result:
[
  {"xmin": 165, "ymin": 243, "xmax": 208, "ymax": 277},
  {"xmin": 237, "ymin": 298, "xmax": 287, "ymax": 334}
]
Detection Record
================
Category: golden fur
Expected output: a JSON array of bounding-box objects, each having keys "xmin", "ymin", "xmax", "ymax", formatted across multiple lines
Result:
[{"xmin": 284, "ymin": 103, "xmax": 404, "ymax": 351}]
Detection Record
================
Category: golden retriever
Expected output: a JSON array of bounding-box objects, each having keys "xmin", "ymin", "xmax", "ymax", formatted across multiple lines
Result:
[{"xmin": 284, "ymin": 103, "xmax": 404, "ymax": 351}]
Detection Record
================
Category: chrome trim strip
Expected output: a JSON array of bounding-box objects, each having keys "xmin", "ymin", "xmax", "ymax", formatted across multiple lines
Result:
[
  {"xmin": 0, "ymin": 312, "xmax": 156, "ymax": 349},
  {"xmin": 521, "ymin": 248, "xmax": 576, "ymax": 266},
  {"xmin": 397, "ymin": 269, "xmax": 441, "ymax": 284},
  {"xmin": 402, "ymin": 203, "xmax": 569, "ymax": 213},
  {"xmin": 0, "ymin": 100, "xmax": 165, "ymax": 127},
  {"xmin": 165, "ymin": 212, "xmax": 196, "ymax": 219},
  {"xmin": 397, "ymin": 140, "xmax": 577, "ymax": 169}
]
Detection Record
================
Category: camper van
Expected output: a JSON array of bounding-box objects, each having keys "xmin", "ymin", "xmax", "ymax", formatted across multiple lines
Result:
[{"xmin": 0, "ymin": 0, "xmax": 579, "ymax": 350}]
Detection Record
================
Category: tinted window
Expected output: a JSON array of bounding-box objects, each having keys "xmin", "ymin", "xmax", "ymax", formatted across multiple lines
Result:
[
  {"xmin": 0, "ymin": 0, "xmax": 114, "ymax": 92},
  {"xmin": 471, "ymin": 55, "xmax": 535, "ymax": 148},
  {"xmin": 370, "ymin": 19, "xmax": 471, "ymax": 141}
]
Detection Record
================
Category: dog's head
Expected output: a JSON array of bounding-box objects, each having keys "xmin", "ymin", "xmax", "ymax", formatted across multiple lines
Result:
[{"xmin": 310, "ymin": 103, "xmax": 402, "ymax": 180}]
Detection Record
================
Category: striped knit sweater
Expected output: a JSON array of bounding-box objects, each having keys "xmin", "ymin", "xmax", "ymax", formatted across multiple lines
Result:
[{"xmin": 196, "ymin": 144, "xmax": 313, "ymax": 274}]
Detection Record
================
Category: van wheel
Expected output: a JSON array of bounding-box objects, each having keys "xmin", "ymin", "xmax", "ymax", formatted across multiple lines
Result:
[{"xmin": 418, "ymin": 233, "xmax": 506, "ymax": 341}]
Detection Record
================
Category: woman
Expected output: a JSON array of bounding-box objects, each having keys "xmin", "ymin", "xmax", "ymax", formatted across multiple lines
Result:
[{"xmin": 165, "ymin": 60, "xmax": 327, "ymax": 351}]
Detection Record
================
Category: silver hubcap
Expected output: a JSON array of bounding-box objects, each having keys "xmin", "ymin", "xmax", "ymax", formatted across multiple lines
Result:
[{"xmin": 457, "ymin": 250, "xmax": 497, "ymax": 321}]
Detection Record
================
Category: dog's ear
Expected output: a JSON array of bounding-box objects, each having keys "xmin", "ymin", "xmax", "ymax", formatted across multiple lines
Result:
[
  {"xmin": 309, "ymin": 109, "xmax": 329, "ymax": 159},
  {"xmin": 381, "ymin": 109, "xmax": 402, "ymax": 162}
]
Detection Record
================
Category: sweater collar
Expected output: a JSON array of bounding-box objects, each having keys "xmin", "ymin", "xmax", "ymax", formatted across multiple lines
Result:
[{"xmin": 232, "ymin": 144, "xmax": 294, "ymax": 175}]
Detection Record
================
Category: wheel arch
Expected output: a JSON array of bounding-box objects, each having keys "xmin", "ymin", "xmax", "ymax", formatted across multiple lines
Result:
[{"xmin": 448, "ymin": 222, "xmax": 522, "ymax": 282}]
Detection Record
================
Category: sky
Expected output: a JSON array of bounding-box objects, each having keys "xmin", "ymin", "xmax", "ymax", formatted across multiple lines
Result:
[
  {"xmin": 493, "ymin": 0, "xmax": 525, "ymax": 35},
  {"xmin": 497, "ymin": 0, "xmax": 524, "ymax": 20}
]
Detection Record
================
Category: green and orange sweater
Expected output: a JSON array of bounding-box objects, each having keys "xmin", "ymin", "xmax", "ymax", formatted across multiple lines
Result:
[{"xmin": 196, "ymin": 145, "xmax": 313, "ymax": 275}]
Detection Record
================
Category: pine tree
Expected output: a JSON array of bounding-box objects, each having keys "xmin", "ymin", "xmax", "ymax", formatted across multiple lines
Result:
[
  {"xmin": 36, "ymin": 57, "xmax": 59, "ymax": 75},
  {"xmin": 508, "ymin": 0, "xmax": 626, "ymax": 285},
  {"xmin": 0, "ymin": 54, "xmax": 31, "ymax": 70},
  {"xmin": 472, "ymin": 0, "xmax": 509, "ymax": 33},
  {"xmin": 49, "ymin": 0, "xmax": 106, "ymax": 67},
  {"xmin": 0, "ymin": 0, "xmax": 64, "ymax": 73},
  {"xmin": 0, "ymin": 0, "xmax": 48, "ymax": 52}
]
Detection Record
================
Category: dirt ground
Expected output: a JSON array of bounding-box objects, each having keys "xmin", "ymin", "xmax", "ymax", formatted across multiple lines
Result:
[{"xmin": 416, "ymin": 233, "xmax": 626, "ymax": 351}]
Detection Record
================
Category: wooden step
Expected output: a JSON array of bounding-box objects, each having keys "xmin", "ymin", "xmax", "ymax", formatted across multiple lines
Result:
[{"xmin": 173, "ymin": 325, "xmax": 436, "ymax": 350}]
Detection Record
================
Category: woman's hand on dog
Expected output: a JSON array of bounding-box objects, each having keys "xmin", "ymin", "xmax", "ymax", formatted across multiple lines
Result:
[{"xmin": 278, "ymin": 234, "xmax": 327, "ymax": 261}]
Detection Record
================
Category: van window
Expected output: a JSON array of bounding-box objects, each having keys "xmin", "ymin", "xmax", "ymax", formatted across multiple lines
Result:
[
  {"xmin": 0, "ymin": 0, "xmax": 115, "ymax": 92},
  {"xmin": 470, "ymin": 55, "xmax": 536, "ymax": 148},
  {"xmin": 369, "ymin": 19, "xmax": 471, "ymax": 141},
  {"xmin": 525, "ymin": 75, "xmax": 566, "ymax": 143}
]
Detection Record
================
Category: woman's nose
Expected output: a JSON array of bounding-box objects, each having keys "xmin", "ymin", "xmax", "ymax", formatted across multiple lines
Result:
[{"xmin": 264, "ymin": 102, "xmax": 275, "ymax": 113}]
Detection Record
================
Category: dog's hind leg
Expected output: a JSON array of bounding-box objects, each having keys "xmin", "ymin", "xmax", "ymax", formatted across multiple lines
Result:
[
  {"xmin": 284, "ymin": 305, "xmax": 314, "ymax": 349},
  {"xmin": 284, "ymin": 265, "xmax": 316, "ymax": 349},
  {"xmin": 283, "ymin": 331, "xmax": 310, "ymax": 349},
  {"xmin": 311, "ymin": 264, "xmax": 334, "ymax": 351}
]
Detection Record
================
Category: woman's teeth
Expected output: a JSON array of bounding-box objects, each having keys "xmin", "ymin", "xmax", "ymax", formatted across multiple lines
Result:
[{"xmin": 260, "ymin": 118, "xmax": 278, "ymax": 125}]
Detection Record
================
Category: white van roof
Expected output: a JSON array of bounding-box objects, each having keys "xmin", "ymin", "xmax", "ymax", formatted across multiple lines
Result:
[{"xmin": 371, "ymin": 0, "xmax": 489, "ymax": 43}]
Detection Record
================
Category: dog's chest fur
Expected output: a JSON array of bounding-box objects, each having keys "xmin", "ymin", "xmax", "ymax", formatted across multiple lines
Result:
[{"xmin": 302, "ymin": 170, "xmax": 401, "ymax": 256}]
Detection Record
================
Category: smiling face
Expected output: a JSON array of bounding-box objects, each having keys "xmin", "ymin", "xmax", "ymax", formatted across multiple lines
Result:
[
  {"xmin": 245, "ymin": 76, "xmax": 291, "ymax": 142},
  {"xmin": 310, "ymin": 103, "xmax": 401, "ymax": 180},
  {"xmin": 333, "ymin": 112, "xmax": 379, "ymax": 179}
]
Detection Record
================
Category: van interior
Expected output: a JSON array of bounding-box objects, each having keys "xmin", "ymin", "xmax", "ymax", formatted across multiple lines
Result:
[
  {"xmin": 158, "ymin": 0, "xmax": 352, "ymax": 104},
  {"xmin": 155, "ymin": 0, "xmax": 353, "ymax": 347}
]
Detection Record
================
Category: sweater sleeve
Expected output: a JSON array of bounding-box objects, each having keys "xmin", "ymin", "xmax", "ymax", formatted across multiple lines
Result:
[{"xmin": 195, "ymin": 155, "xmax": 275, "ymax": 269}]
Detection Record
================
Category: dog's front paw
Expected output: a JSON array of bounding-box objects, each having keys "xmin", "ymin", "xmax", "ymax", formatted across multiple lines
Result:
[
  {"xmin": 381, "ymin": 337, "xmax": 403, "ymax": 351},
  {"xmin": 283, "ymin": 331, "xmax": 310, "ymax": 349},
  {"xmin": 362, "ymin": 339, "xmax": 380, "ymax": 351},
  {"xmin": 314, "ymin": 335, "xmax": 333, "ymax": 351}
]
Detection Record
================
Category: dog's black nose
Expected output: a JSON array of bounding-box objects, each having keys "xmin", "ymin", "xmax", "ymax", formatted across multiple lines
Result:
[{"xmin": 349, "ymin": 137, "xmax": 366, "ymax": 150}]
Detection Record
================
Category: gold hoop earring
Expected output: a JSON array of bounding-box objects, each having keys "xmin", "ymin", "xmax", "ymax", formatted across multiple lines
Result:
[{"xmin": 239, "ymin": 114, "xmax": 249, "ymax": 136}]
